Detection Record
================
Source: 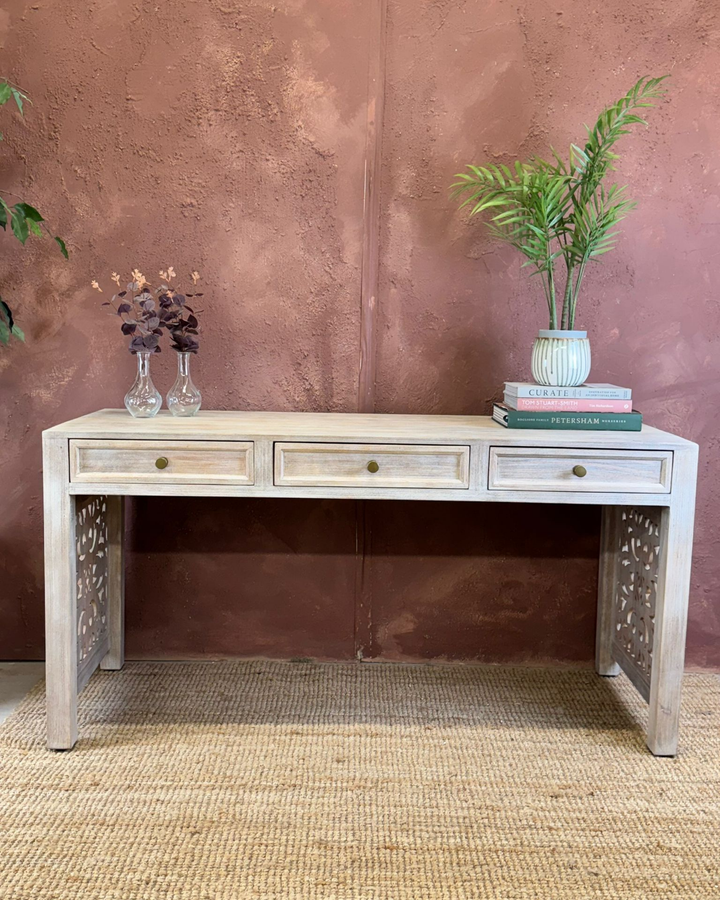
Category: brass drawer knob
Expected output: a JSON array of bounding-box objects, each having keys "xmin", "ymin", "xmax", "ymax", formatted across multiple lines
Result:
[
  {"xmin": 367, "ymin": 460, "xmax": 379, "ymax": 473},
  {"xmin": 155, "ymin": 457, "xmax": 169, "ymax": 470},
  {"xmin": 573, "ymin": 464, "xmax": 587, "ymax": 478}
]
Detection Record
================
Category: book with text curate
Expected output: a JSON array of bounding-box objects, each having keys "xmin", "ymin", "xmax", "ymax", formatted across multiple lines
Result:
[{"xmin": 504, "ymin": 382, "xmax": 632, "ymax": 401}]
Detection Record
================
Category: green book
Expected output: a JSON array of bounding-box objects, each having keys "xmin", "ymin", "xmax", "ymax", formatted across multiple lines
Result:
[{"xmin": 493, "ymin": 403, "xmax": 643, "ymax": 431}]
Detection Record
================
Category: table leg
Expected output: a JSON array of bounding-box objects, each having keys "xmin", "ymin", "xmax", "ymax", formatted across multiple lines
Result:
[
  {"xmin": 43, "ymin": 436, "xmax": 78, "ymax": 750},
  {"xmin": 100, "ymin": 496, "xmax": 125, "ymax": 672},
  {"xmin": 595, "ymin": 447, "xmax": 697, "ymax": 756},
  {"xmin": 647, "ymin": 448, "xmax": 698, "ymax": 756}
]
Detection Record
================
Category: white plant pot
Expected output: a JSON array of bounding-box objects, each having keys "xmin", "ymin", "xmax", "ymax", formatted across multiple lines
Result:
[{"xmin": 531, "ymin": 329, "xmax": 591, "ymax": 387}]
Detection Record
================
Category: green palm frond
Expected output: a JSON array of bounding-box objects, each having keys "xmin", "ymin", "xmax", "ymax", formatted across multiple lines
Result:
[
  {"xmin": 568, "ymin": 184, "xmax": 636, "ymax": 264},
  {"xmin": 452, "ymin": 159, "xmax": 573, "ymax": 326},
  {"xmin": 571, "ymin": 75, "xmax": 668, "ymax": 204},
  {"xmin": 451, "ymin": 75, "xmax": 668, "ymax": 330}
]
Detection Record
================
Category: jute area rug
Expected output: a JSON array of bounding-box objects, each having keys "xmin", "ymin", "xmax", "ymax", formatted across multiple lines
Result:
[{"xmin": 1, "ymin": 661, "xmax": 719, "ymax": 900}]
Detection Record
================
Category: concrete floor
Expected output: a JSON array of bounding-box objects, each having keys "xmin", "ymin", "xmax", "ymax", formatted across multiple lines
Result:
[{"xmin": 0, "ymin": 662, "xmax": 45, "ymax": 724}]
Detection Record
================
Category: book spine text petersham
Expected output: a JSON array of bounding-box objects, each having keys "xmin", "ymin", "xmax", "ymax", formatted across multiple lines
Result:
[{"xmin": 493, "ymin": 404, "xmax": 642, "ymax": 431}]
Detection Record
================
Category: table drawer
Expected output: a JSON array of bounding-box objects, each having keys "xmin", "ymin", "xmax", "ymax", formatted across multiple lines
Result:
[
  {"xmin": 70, "ymin": 440, "xmax": 255, "ymax": 485},
  {"xmin": 274, "ymin": 442, "xmax": 470, "ymax": 489},
  {"xmin": 488, "ymin": 447, "xmax": 672, "ymax": 493}
]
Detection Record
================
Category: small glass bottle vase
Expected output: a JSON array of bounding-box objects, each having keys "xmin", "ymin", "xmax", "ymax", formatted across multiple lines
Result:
[
  {"xmin": 167, "ymin": 352, "xmax": 202, "ymax": 417},
  {"xmin": 125, "ymin": 350, "xmax": 162, "ymax": 418}
]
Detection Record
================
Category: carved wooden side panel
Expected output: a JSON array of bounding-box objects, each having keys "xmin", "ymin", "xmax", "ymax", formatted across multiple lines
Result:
[
  {"xmin": 612, "ymin": 507, "xmax": 661, "ymax": 695},
  {"xmin": 75, "ymin": 496, "xmax": 109, "ymax": 666}
]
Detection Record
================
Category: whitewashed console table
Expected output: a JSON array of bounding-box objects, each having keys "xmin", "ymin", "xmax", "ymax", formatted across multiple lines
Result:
[{"xmin": 43, "ymin": 410, "xmax": 698, "ymax": 755}]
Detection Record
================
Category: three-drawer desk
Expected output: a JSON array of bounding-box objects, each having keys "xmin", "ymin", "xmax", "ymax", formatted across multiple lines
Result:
[{"xmin": 42, "ymin": 410, "xmax": 698, "ymax": 755}]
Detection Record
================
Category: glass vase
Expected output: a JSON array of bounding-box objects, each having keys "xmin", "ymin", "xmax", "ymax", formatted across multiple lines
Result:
[
  {"xmin": 124, "ymin": 350, "xmax": 162, "ymax": 418},
  {"xmin": 167, "ymin": 352, "xmax": 202, "ymax": 417}
]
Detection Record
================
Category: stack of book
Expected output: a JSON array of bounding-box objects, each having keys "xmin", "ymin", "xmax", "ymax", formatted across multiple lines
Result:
[{"xmin": 493, "ymin": 383, "xmax": 641, "ymax": 431}]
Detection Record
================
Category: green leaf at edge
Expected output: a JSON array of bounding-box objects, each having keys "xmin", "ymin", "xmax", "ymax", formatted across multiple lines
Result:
[
  {"xmin": 0, "ymin": 298, "xmax": 14, "ymax": 329},
  {"xmin": 10, "ymin": 209, "xmax": 28, "ymax": 244},
  {"xmin": 0, "ymin": 299, "xmax": 25, "ymax": 343},
  {"xmin": 14, "ymin": 202, "xmax": 43, "ymax": 222},
  {"xmin": 11, "ymin": 88, "xmax": 24, "ymax": 115}
]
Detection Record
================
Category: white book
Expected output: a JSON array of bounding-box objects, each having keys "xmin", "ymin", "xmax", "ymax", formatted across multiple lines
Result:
[{"xmin": 504, "ymin": 382, "xmax": 632, "ymax": 400}]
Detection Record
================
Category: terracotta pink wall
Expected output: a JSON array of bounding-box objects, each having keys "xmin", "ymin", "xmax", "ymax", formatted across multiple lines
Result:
[{"xmin": 0, "ymin": 0, "xmax": 718, "ymax": 667}]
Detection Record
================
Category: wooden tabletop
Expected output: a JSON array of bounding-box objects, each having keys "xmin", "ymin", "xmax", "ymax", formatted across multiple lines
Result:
[{"xmin": 44, "ymin": 408, "xmax": 696, "ymax": 450}]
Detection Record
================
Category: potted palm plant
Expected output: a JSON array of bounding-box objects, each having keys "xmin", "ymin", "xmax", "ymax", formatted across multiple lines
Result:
[{"xmin": 451, "ymin": 75, "xmax": 667, "ymax": 386}]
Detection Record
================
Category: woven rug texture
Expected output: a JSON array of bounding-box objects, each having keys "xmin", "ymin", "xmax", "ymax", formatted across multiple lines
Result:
[{"xmin": 0, "ymin": 660, "xmax": 719, "ymax": 900}]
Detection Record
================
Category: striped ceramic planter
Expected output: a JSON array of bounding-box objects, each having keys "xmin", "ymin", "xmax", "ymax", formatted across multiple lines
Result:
[{"xmin": 531, "ymin": 329, "xmax": 591, "ymax": 387}]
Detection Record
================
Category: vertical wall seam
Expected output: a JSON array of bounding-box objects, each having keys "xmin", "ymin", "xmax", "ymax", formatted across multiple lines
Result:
[
  {"xmin": 357, "ymin": 0, "xmax": 388, "ymax": 415},
  {"xmin": 354, "ymin": 0, "xmax": 388, "ymax": 660},
  {"xmin": 353, "ymin": 500, "xmax": 373, "ymax": 659}
]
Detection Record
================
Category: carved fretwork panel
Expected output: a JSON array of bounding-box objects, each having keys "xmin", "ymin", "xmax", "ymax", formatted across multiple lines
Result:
[
  {"xmin": 613, "ymin": 507, "xmax": 662, "ymax": 690},
  {"xmin": 75, "ymin": 496, "xmax": 109, "ymax": 665}
]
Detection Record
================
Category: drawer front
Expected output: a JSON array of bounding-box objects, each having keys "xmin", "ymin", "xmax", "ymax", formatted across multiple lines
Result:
[
  {"xmin": 488, "ymin": 447, "xmax": 672, "ymax": 493},
  {"xmin": 70, "ymin": 440, "xmax": 255, "ymax": 485},
  {"xmin": 274, "ymin": 443, "xmax": 470, "ymax": 489}
]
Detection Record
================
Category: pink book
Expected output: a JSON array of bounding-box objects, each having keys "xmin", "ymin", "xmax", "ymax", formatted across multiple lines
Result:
[{"xmin": 505, "ymin": 396, "xmax": 633, "ymax": 413}]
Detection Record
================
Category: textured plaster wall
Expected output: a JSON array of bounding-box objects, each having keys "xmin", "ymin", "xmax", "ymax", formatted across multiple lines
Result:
[
  {"xmin": 0, "ymin": 0, "xmax": 718, "ymax": 667},
  {"xmin": 373, "ymin": 0, "xmax": 720, "ymax": 667}
]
